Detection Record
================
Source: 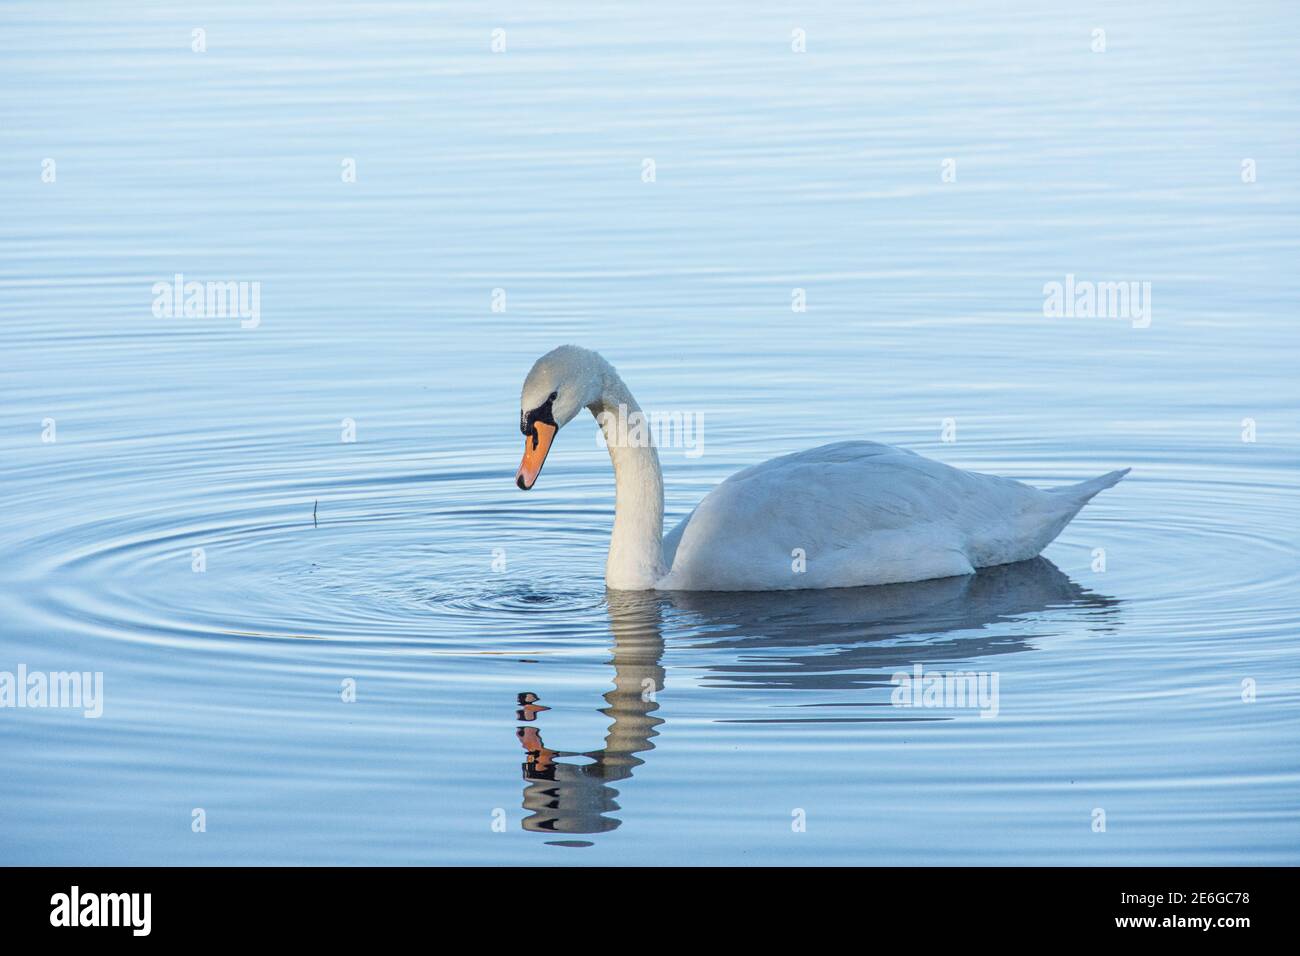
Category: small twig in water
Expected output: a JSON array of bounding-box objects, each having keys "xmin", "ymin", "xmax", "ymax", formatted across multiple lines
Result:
[{"xmin": 313, "ymin": 499, "xmax": 318, "ymax": 528}]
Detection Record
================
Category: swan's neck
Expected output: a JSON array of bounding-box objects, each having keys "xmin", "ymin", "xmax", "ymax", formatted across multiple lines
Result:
[{"xmin": 589, "ymin": 373, "xmax": 666, "ymax": 590}]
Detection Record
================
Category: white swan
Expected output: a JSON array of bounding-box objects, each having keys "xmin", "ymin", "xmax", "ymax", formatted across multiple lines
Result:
[{"xmin": 516, "ymin": 346, "xmax": 1128, "ymax": 591}]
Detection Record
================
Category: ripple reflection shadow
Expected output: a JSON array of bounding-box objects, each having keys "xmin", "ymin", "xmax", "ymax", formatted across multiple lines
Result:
[
  {"xmin": 516, "ymin": 557, "xmax": 1118, "ymax": 836},
  {"xmin": 670, "ymin": 555, "xmax": 1119, "ymax": 693}
]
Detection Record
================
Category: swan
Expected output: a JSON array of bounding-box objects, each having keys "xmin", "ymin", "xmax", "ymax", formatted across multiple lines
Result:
[{"xmin": 515, "ymin": 345, "xmax": 1128, "ymax": 591}]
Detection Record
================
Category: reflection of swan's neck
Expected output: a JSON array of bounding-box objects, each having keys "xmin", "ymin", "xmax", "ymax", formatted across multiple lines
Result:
[
  {"xmin": 590, "ymin": 372, "xmax": 665, "ymax": 590},
  {"xmin": 598, "ymin": 629, "xmax": 664, "ymax": 772},
  {"xmin": 517, "ymin": 593, "xmax": 665, "ymax": 834}
]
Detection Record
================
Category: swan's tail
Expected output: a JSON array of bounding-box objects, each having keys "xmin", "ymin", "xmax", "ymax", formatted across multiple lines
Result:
[{"xmin": 1052, "ymin": 467, "xmax": 1131, "ymax": 506}]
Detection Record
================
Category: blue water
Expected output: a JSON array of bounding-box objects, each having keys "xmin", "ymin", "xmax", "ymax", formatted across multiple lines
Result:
[{"xmin": 2, "ymin": 0, "xmax": 1298, "ymax": 864}]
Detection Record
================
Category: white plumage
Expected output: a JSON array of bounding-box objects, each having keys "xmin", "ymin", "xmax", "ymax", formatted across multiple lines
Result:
[
  {"xmin": 516, "ymin": 346, "xmax": 1128, "ymax": 592},
  {"xmin": 659, "ymin": 441, "xmax": 1127, "ymax": 590}
]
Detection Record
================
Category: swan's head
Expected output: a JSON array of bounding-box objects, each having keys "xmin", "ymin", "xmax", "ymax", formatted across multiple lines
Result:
[{"xmin": 516, "ymin": 345, "xmax": 608, "ymax": 490}]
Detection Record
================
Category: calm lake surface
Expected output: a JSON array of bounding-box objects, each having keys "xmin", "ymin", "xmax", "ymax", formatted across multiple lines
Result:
[{"xmin": 2, "ymin": 1, "xmax": 1298, "ymax": 864}]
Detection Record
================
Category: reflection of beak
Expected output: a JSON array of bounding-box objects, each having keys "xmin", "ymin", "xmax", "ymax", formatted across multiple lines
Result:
[{"xmin": 516, "ymin": 421, "xmax": 557, "ymax": 490}]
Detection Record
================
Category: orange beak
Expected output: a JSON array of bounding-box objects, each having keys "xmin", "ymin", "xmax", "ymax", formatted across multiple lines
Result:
[{"xmin": 516, "ymin": 421, "xmax": 557, "ymax": 490}]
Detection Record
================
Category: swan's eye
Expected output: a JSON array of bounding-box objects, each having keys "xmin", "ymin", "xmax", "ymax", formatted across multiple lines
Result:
[{"xmin": 522, "ymin": 394, "xmax": 559, "ymax": 435}]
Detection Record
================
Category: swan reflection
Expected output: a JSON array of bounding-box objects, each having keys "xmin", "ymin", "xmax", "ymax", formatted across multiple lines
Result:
[
  {"xmin": 516, "ymin": 557, "xmax": 1117, "ymax": 836},
  {"xmin": 517, "ymin": 592, "xmax": 665, "ymax": 835}
]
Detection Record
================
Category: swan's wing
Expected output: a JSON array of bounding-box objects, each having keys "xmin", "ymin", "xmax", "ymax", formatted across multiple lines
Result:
[
  {"xmin": 660, "ymin": 441, "xmax": 1060, "ymax": 590},
  {"xmin": 661, "ymin": 512, "xmax": 690, "ymax": 569}
]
